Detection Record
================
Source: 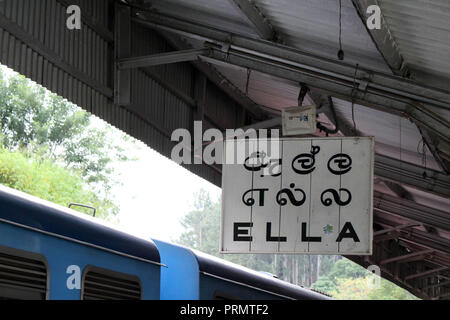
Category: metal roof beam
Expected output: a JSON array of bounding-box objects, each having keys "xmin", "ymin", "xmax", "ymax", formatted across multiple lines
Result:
[
  {"xmin": 374, "ymin": 223, "xmax": 421, "ymax": 237},
  {"xmin": 374, "ymin": 154, "xmax": 450, "ymax": 198},
  {"xmin": 133, "ymin": 12, "xmax": 450, "ymax": 141},
  {"xmin": 374, "ymin": 192, "xmax": 450, "ymax": 232},
  {"xmin": 240, "ymin": 117, "xmax": 281, "ymax": 131},
  {"xmin": 200, "ymin": 48, "xmax": 450, "ymax": 141},
  {"xmin": 422, "ymin": 280, "xmax": 450, "ymax": 290},
  {"xmin": 311, "ymin": 97, "xmax": 449, "ymax": 198},
  {"xmin": 159, "ymin": 31, "xmax": 268, "ymax": 121},
  {"xmin": 352, "ymin": 1, "xmax": 450, "ymax": 173},
  {"xmin": 226, "ymin": 0, "xmax": 275, "ymax": 40},
  {"xmin": 257, "ymin": 94, "xmax": 450, "ymax": 198},
  {"xmin": 380, "ymin": 249, "xmax": 434, "ymax": 265},
  {"xmin": 118, "ymin": 49, "xmax": 207, "ymax": 69},
  {"xmin": 405, "ymin": 267, "xmax": 449, "ymax": 281},
  {"xmin": 132, "ymin": 12, "xmax": 450, "ymax": 110},
  {"xmin": 396, "ymin": 229, "xmax": 450, "ymax": 256},
  {"xmin": 351, "ymin": 0, "xmax": 407, "ymax": 77},
  {"xmin": 374, "ymin": 231, "xmax": 400, "ymax": 243}
]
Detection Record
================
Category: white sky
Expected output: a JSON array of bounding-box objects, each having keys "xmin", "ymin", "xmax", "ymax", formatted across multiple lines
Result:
[
  {"xmin": 111, "ymin": 139, "xmax": 221, "ymax": 243},
  {"xmin": 1, "ymin": 63, "xmax": 221, "ymax": 243}
]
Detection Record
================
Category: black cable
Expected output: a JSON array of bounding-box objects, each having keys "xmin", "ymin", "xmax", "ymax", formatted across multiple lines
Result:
[
  {"xmin": 317, "ymin": 96, "xmax": 340, "ymax": 136},
  {"xmin": 298, "ymin": 84, "xmax": 309, "ymax": 106},
  {"xmin": 351, "ymin": 64, "xmax": 359, "ymax": 133},
  {"xmin": 338, "ymin": 0, "xmax": 344, "ymax": 60},
  {"xmin": 245, "ymin": 69, "xmax": 251, "ymax": 96}
]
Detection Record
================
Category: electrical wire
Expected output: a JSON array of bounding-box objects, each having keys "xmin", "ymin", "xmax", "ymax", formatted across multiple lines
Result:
[
  {"xmin": 338, "ymin": 0, "xmax": 344, "ymax": 60},
  {"xmin": 351, "ymin": 64, "xmax": 359, "ymax": 134},
  {"xmin": 245, "ymin": 68, "xmax": 251, "ymax": 96}
]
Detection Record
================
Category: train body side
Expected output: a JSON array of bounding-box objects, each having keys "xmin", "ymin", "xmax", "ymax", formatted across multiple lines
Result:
[
  {"xmin": 154, "ymin": 240, "xmax": 200, "ymax": 299},
  {"xmin": 0, "ymin": 185, "xmax": 330, "ymax": 300},
  {"xmin": 155, "ymin": 240, "xmax": 330, "ymax": 300},
  {"xmin": 0, "ymin": 185, "xmax": 161, "ymax": 300}
]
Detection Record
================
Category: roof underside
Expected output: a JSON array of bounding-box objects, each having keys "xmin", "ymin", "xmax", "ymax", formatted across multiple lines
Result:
[
  {"xmin": 129, "ymin": 0, "xmax": 450, "ymax": 300},
  {"xmin": 0, "ymin": 0, "xmax": 448, "ymax": 300}
]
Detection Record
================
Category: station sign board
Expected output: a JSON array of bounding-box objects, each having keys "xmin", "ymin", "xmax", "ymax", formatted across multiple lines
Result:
[{"xmin": 221, "ymin": 137, "xmax": 374, "ymax": 255}]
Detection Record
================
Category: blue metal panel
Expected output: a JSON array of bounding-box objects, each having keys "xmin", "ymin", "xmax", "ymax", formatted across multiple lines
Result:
[
  {"xmin": 154, "ymin": 240, "xmax": 199, "ymax": 300},
  {"xmin": 194, "ymin": 250, "xmax": 330, "ymax": 300},
  {"xmin": 199, "ymin": 275, "xmax": 283, "ymax": 300},
  {"xmin": 0, "ymin": 221, "xmax": 160, "ymax": 300},
  {"xmin": 0, "ymin": 185, "xmax": 160, "ymax": 265}
]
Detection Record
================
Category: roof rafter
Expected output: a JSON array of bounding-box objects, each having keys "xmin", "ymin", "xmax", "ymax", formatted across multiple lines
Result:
[
  {"xmin": 226, "ymin": 0, "xmax": 275, "ymax": 41},
  {"xmin": 131, "ymin": 11, "xmax": 450, "ymax": 142},
  {"xmin": 351, "ymin": 0, "xmax": 450, "ymax": 173},
  {"xmin": 380, "ymin": 249, "xmax": 434, "ymax": 265}
]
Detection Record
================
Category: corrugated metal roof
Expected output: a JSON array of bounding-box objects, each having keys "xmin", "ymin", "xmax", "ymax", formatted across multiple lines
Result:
[
  {"xmin": 0, "ymin": 0, "xmax": 448, "ymax": 300},
  {"xmin": 380, "ymin": 0, "xmax": 450, "ymax": 89},
  {"xmin": 252, "ymin": 0, "xmax": 391, "ymax": 72},
  {"xmin": 332, "ymin": 97, "xmax": 441, "ymax": 171},
  {"xmin": 147, "ymin": 0, "xmax": 258, "ymax": 37},
  {"xmin": 212, "ymin": 63, "xmax": 299, "ymax": 110},
  {"xmin": 149, "ymin": 0, "xmax": 394, "ymax": 107}
]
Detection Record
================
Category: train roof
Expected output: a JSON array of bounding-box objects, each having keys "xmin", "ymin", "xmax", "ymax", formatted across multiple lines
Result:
[
  {"xmin": 0, "ymin": 185, "xmax": 161, "ymax": 266},
  {"xmin": 154, "ymin": 238, "xmax": 330, "ymax": 300},
  {"xmin": 193, "ymin": 250, "xmax": 331, "ymax": 300}
]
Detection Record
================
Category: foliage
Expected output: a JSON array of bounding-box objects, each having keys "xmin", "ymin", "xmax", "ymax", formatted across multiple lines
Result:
[
  {"xmin": 367, "ymin": 277, "xmax": 419, "ymax": 300},
  {"xmin": 178, "ymin": 189, "xmax": 420, "ymax": 300},
  {"xmin": 178, "ymin": 190, "xmax": 340, "ymax": 284},
  {"xmin": 328, "ymin": 258, "xmax": 369, "ymax": 281},
  {"xmin": 311, "ymin": 276, "xmax": 338, "ymax": 293},
  {"xmin": 330, "ymin": 276, "xmax": 419, "ymax": 300},
  {"xmin": 0, "ymin": 64, "xmax": 135, "ymax": 220},
  {"xmin": 0, "ymin": 146, "xmax": 118, "ymax": 219},
  {"xmin": 330, "ymin": 277, "xmax": 372, "ymax": 300},
  {"xmin": 0, "ymin": 66, "xmax": 131, "ymax": 194}
]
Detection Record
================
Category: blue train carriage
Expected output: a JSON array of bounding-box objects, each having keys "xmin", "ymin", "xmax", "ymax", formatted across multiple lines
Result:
[
  {"xmin": 155, "ymin": 240, "xmax": 331, "ymax": 300},
  {"xmin": 0, "ymin": 185, "xmax": 162, "ymax": 300}
]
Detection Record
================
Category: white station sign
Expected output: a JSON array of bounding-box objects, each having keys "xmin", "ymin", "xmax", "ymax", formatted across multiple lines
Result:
[{"xmin": 221, "ymin": 137, "xmax": 374, "ymax": 255}]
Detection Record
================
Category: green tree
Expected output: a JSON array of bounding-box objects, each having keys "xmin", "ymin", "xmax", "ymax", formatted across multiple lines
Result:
[
  {"xmin": 177, "ymin": 189, "xmax": 277, "ymax": 274},
  {"xmin": 0, "ymin": 146, "xmax": 118, "ymax": 219},
  {"xmin": 328, "ymin": 258, "xmax": 369, "ymax": 281},
  {"xmin": 330, "ymin": 276, "xmax": 419, "ymax": 300},
  {"xmin": 368, "ymin": 277, "xmax": 419, "ymax": 300},
  {"xmin": 0, "ymin": 66, "xmax": 131, "ymax": 194},
  {"xmin": 178, "ymin": 189, "xmax": 420, "ymax": 300},
  {"xmin": 330, "ymin": 277, "xmax": 372, "ymax": 300},
  {"xmin": 178, "ymin": 190, "xmax": 340, "ymax": 285},
  {"xmin": 311, "ymin": 276, "xmax": 338, "ymax": 293}
]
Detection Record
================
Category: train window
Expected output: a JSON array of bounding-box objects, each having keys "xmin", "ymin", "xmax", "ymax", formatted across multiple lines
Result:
[
  {"xmin": 0, "ymin": 246, "xmax": 49, "ymax": 300},
  {"xmin": 81, "ymin": 266, "xmax": 141, "ymax": 300}
]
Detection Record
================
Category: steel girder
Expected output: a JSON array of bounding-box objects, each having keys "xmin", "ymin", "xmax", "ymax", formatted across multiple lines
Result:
[
  {"xmin": 352, "ymin": 0, "xmax": 450, "ymax": 173},
  {"xmin": 132, "ymin": 11, "xmax": 450, "ymax": 142},
  {"xmin": 374, "ymin": 191, "xmax": 450, "ymax": 232},
  {"xmin": 118, "ymin": 49, "xmax": 208, "ymax": 69}
]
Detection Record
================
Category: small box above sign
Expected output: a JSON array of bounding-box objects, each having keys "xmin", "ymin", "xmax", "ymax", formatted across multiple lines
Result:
[{"xmin": 282, "ymin": 105, "xmax": 317, "ymax": 136}]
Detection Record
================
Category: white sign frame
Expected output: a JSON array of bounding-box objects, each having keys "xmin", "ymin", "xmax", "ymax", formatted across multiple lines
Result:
[{"xmin": 220, "ymin": 137, "xmax": 374, "ymax": 255}]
